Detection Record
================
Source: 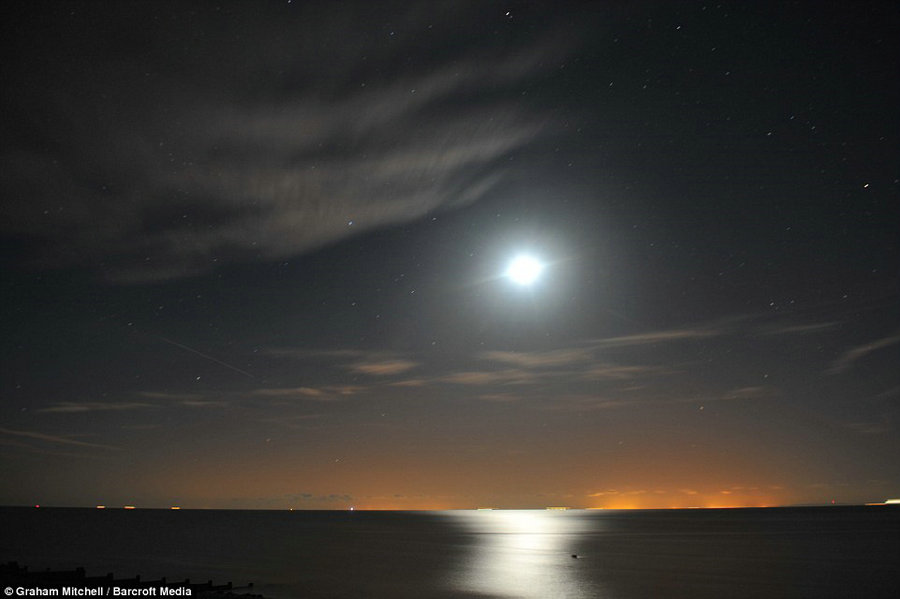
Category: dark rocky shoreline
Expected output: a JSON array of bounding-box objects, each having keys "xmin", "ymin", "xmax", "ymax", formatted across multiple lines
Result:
[{"xmin": 0, "ymin": 563, "xmax": 262, "ymax": 599}]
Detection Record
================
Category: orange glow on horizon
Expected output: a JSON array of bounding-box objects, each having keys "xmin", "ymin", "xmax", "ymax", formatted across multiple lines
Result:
[
  {"xmin": 590, "ymin": 493, "xmax": 780, "ymax": 510},
  {"xmin": 126, "ymin": 428, "xmax": 835, "ymax": 511},
  {"xmin": 122, "ymin": 450, "xmax": 848, "ymax": 510}
]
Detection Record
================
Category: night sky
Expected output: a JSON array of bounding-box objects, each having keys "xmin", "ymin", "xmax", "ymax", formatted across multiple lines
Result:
[{"xmin": 2, "ymin": 1, "xmax": 898, "ymax": 510}]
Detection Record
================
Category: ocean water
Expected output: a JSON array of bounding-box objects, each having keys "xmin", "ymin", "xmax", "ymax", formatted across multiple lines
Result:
[{"xmin": 2, "ymin": 506, "xmax": 898, "ymax": 598}]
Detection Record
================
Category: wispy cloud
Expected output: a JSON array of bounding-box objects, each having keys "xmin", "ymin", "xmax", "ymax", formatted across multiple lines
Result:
[
  {"xmin": 388, "ymin": 378, "xmax": 429, "ymax": 388},
  {"xmin": 477, "ymin": 393, "xmax": 522, "ymax": 403},
  {"xmin": 37, "ymin": 402, "xmax": 156, "ymax": 414},
  {"xmin": 582, "ymin": 364, "xmax": 672, "ymax": 381},
  {"xmin": 180, "ymin": 400, "xmax": 229, "ymax": 408},
  {"xmin": 755, "ymin": 321, "xmax": 840, "ymax": 336},
  {"xmin": 284, "ymin": 492, "xmax": 354, "ymax": 505},
  {"xmin": 876, "ymin": 385, "xmax": 900, "ymax": 399},
  {"xmin": 0, "ymin": 426, "xmax": 118, "ymax": 450},
  {"xmin": 829, "ymin": 331, "xmax": 900, "ymax": 374},
  {"xmin": 845, "ymin": 420, "xmax": 892, "ymax": 435},
  {"xmin": 329, "ymin": 385, "xmax": 367, "ymax": 396},
  {"xmin": 592, "ymin": 328, "xmax": 725, "ymax": 348},
  {"xmin": 348, "ymin": 359, "xmax": 419, "ymax": 376},
  {"xmin": 138, "ymin": 392, "xmax": 228, "ymax": 409},
  {"xmin": 262, "ymin": 348, "xmax": 365, "ymax": 360},
  {"xmin": 588, "ymin": 489, "xmax": 620, "ymax": 497},
  {"xmin": 138, "ymin": 391, "xmax": 206, "ymax": 401},
  {"xmin": 252, "ymin": 387, "xmax": 337, "ymax": 400},
  {"xmin": 257, "ymin": 414, "xmax": 322, "ymax": 430},
  {"xmin": 264, "ymin": 348, "xmax": 419, "ymax": 378},
  {"xmin": 541, "ymin": 394, "xmax": 643, "ymax": 412},
  {"xmin": 1, "ymin": 3, "xmax": 571, "ymax": 283},
  {"xmin": 719, "ymin": 386, "xmax": 776, "ymax": 401},
  {"xmin": 480, "ymin": 348, "xmax": 594, "ymax": 369},
  {"xmin": 437, "ymin": 369, "xmax": 537, "ymax": 386},
  {"xmin": 261, "ymin": 341, "xmax": 680, "ymax": 396}
]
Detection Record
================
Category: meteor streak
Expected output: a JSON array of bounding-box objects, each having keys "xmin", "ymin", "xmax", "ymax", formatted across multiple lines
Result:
[{"xmin": 157, "ymin": 335, "xmax": 255, "ymax": 379}]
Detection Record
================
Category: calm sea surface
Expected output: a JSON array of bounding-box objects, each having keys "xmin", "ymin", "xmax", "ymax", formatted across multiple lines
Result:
[{"xmin": 2, "ymin": 506, "xmax": 898, "ymax": 598}]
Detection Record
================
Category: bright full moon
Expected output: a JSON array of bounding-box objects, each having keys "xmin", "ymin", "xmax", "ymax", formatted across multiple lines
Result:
[{"xmin": 505, "ymin": 255, "xmax": 544, "ymax": 286}]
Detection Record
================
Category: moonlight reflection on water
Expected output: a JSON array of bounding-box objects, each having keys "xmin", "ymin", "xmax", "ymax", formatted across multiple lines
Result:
[{"xmin": 447, "ymin": 510, "xmax": 600, "ymax": 599}]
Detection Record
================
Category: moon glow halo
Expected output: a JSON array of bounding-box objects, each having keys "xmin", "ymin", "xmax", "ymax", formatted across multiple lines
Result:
[{"xmin": 505, "ymin": 255, "xmax": 544, "ymax": 286}]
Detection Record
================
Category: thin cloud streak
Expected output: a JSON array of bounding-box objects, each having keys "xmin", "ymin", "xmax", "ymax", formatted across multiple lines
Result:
[
  {"xmin": 480, "ymin": 348, "xmax": 594, "ymax": 368},
  {"xmin": 829, "ymin": 332, "xmax": 900, "ymax": 374},
  {"xmin": 37, "ymin": 402, "xmax": 156, "ymax": 414},
  {"xmin": 251, "ymin": 387, "xmax": 338, "ymax": 401},
  {"xmin": 718, "ymin": 386, "xmax": 778, "ymax": 401},
  {"xmin": 348, "ymin": 360, "xmax": 420, "ymax": 376},
  {"xmin": 0, "ymin": 427, "xmax": 119, "ymax": 451},
  {"xmin": 180, "ymin": 400, "xmax": 229, "ymax": 408},
  {"xmin": 437, "ymin": 369, "xmax": 537, "ymax": 386},
  {"xmin": 755, "ymin": 321, "xmax": 840, "ymax": 336},
  {"xmin": 592, "ymin": 328, "xmax": 725, "ymax": 347},
  {"xmin": 262, "ymin": 348, "xmax": 366, "ymax": 360},
  {"xmin": 138, "ymin": 392, "xmax": 206, "ymax": 401},
  {"xmin": 582, "ymin": 364, "xmax": 673, "ymax": 381}
]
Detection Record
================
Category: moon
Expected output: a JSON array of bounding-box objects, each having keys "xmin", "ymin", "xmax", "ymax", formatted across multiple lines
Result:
[{"xmin": 505, "ymin": 255, "xmax": 544, "ymax": 286}]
